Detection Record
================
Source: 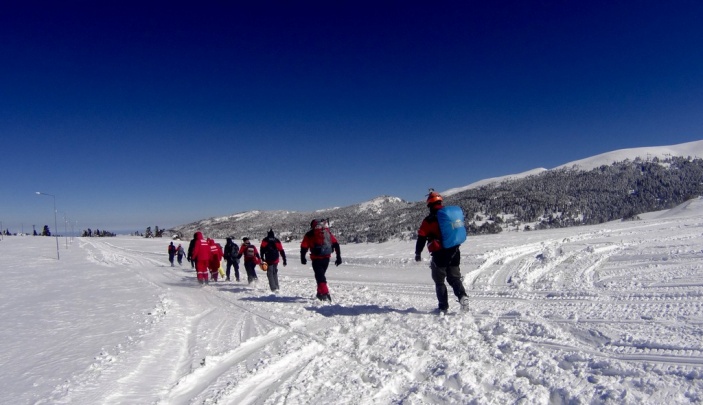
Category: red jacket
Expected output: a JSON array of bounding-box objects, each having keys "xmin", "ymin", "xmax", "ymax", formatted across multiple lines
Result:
[
  {"xmin": 207, "ymin": 239, "xmax": 223, "ymax": 269},
  {"xmin": 301, "ymin": 228, "xmax": 340, "ymax": 260},
  {"xmin": 190, "ymin": 232, "xmax": 211, "ymax": 271},
  {"xmin": 238, "ymin": 243, "xmax": 261, "ymax": 263},
  {"xmin": 417, "ymin": 211, "xmax": 442, "ymax": 252}
]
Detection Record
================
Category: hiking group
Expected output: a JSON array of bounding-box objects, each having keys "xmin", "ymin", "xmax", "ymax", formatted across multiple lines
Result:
[
  {"xmin": 172, "ymin": 189, "xmax": 470, "ymax": 310},
  {"xmin": 179, "ymin": 230, "xmax": 289, "ymax": 292}
]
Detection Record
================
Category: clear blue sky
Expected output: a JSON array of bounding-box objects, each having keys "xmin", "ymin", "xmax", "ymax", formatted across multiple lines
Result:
[{"xmin": 2, "ymin": 1, "xmax": 703, "ymax": 233}]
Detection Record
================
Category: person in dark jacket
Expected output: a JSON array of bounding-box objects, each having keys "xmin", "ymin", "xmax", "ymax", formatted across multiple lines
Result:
[
  {"xmin": 260, "ymin": 229, "xmax": 287, "ymax": 292},
  {"xmin": 300, "ymin": 219, "xmax": 341, "ymax": 302},
  {"xmin": 187, "ymin": 233, "xmax": 197, "ymax": 269},
  {"xmin": 167, "ymin": 242, "xmax": 176, "ymax": 267},
  {"xmin": 415, "ymin": 191, "xmax": 469, "ymax": 314},
  {"xmin": 223, "ymin": 237, "xmax": 240, "ymax": 281}
]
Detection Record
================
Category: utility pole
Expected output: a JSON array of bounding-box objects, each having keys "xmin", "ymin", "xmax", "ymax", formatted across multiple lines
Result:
[{"xmin": 36, "ymin": 192, "xmax": 59, "ymax": 260}]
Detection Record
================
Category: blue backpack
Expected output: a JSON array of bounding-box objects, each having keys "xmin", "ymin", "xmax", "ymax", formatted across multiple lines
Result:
[{"xmin": 436, "ymin": 206, "xmax": 467, "ymax": 248}]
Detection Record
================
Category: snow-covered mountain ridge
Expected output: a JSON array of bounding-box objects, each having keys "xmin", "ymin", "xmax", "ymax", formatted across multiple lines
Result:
[
  {"xmin": 443, "ymin": 139, "xmax": 703, "ymax": 196},
  {"xmin": 172, "ymin": 140, "xmax": 703, "ymax": 241}
]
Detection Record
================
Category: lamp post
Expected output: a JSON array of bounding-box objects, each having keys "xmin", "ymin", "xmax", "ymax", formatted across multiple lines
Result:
[
  {"xmin": 62, "ymin": 213, "xmax": 68, "ymax": 249},
  {"xmin": 36, "ymin": 192, "xmax": 59, "ymax": 260}
]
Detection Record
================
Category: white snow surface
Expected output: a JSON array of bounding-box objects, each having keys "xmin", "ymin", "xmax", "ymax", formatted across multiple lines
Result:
[{"xmin": 4, "ymin": 199, "xmax": 703, "ymax": 404}]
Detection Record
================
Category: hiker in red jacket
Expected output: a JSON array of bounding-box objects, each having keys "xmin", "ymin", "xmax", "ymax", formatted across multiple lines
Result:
[
  {"xmin": 207, "ymin": 238, "xmax": 224, "ymax": 282},
  {"xmin": 300, "ymin": 219, "xmax": 341, "ymax": 302},
  {"xmin": 237, "ymin": 237, "xmax": 261, "ymax": 285},
  {"xmin": 190, "ymin": 231, "xmax": 211, "ymax": 284},
  {"xmin": 415, "ymin": 191, "xmax": 469, "ymax": 313}
]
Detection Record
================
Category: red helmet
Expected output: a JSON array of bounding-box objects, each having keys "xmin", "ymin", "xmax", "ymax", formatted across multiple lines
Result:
[
  {"xmin": 426, "ymin": 191, "xmax": 443, "ymax": 206},
  {"xmin": 311, "ymin": 219, "xmax": 328, "ymax": 229}
]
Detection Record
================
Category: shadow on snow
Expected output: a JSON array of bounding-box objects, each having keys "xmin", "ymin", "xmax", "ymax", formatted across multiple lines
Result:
[
  {"xmin": 306, "ymin": 304, "xmax": 424, "ymax": 317},
  {"xmin": 239, "ymin": 295, "xmax": 311, "ymax": 304}
]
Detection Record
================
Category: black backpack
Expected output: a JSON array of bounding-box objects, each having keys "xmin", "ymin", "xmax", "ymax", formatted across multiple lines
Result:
[
  {"xmin": 228, "ymin": 243, "xmax": 239, "ymax": 260},
  {"xmin": 262, "ymin": 237, "xmax": 280, "ymax": 262}
]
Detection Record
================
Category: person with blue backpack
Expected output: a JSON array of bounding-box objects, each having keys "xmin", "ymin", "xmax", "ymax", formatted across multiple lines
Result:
[{"xmin": 415, "ymin": 190, "xmax": 470, "ymax": 314}]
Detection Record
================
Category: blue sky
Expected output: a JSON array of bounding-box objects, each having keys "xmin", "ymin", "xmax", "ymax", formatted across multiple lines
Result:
[{"xmin": 2, "ymin": 1, "xmax": 703, "ymax": 233}]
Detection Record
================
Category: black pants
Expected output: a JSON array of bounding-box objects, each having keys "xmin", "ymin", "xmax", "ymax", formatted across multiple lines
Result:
[
  {"xmin": 312, "ymin": 258, "xmax": 330, "ymax": 284},
  {"xmin": 431, "ymin": 260, "xmax": 467, "ymax": 310},
  {"xmin": 244, "ymin": 261, "xmax": 258, "ymax": 283},
  {"xmin": 226, "ymin": 259, "xmax": 240, "ymax": 280}
]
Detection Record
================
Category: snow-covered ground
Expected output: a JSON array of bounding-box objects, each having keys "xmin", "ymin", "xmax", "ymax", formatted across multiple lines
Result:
[{"xmin": 3, "ymin": 199, "xmax": 703, "ymax": 404}]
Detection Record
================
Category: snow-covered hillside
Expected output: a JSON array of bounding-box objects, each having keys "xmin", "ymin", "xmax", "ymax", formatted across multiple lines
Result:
[
  {"xmin": 554, "ymin": 139, "xmax": 703, "ymax": 171},
  {"xmin": 3, "ymin": 198, "xmax": 703, "ymax": 404},
  {"xmin": 443, "ymin": 139, "xmax": 703, "ymax": 196},
  {"xmin": 357, "ymin": 196, "xmax": 405, "ymax": 214}
]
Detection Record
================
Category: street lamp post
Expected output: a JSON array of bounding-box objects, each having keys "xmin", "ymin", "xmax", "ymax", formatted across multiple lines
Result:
[
  {"xmin": 62, "ymin": 213, "xmax": 68, "ymax": 249},
  {"xmin": 36, "ymin": 192, "xmax": 60, "ymax": 260}
]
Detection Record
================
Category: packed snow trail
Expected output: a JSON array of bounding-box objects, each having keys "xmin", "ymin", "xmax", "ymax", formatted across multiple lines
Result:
[{"xmin": 5, "ymin": 202, "xmax": 702, "ymax": 403}]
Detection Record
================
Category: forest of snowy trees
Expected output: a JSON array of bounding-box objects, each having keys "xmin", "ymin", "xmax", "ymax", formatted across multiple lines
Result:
[{"xmin": 171, "ymin": 156, "xmax": 703, "ymax": 243}]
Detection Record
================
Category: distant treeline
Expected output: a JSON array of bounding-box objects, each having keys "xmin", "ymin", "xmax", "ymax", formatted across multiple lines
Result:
[{"xmin": 171, "ymin": 156, "xmax": 703, "ymax": 243}]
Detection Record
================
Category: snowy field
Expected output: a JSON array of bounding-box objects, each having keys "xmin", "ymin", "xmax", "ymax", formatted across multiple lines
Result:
[{"xmin": 3, "ymin": 200, "xmax": 703, "ymax": 404}]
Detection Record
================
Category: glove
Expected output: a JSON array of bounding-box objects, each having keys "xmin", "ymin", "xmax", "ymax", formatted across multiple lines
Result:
[
  {"xmin": 415, "ymin": 253, "xmax": 421, "ymax": 262},
  {"xmin": 335, "ymin": 256, "xmax": 342, "ymax": 266},
  {"xmin": 301, "ymin": 257, "xmax": 307, "ymax": 265},
  {"xmin": 283, "ymin": 259, "xmax": 287, "ymax": 266}
]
